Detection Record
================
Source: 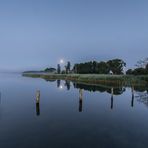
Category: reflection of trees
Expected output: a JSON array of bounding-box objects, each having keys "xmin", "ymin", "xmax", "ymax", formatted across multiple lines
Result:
[
  {"xmin": 134, "ymin": 85, "xmax": 148, "ymax": 92},
  {"xmin": 65, "ymin": 80, "xmax": 71, "ymax": 90},
  {"xmin": 57, "ymin": 80, "xmax": 61, "ymax": 88},
  {"xmin": 107, "ymin": 87, "xmax": 126, "ymax": 95},
  {"xmin": 136, "ymin": 91, "xmax": 148, "ymax": 107},
  {"xmin": 73, "ymin": 83, "xmax": 126, "ymax": 95}
]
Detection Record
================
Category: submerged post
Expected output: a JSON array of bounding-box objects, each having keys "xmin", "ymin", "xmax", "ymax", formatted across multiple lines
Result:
[
  {"xmin": 79, "ymin": 89, "xmax": 83, "ymax": 112},
  {"xmin": 131, "ymin": 86, "xmax": 134, "ymax": 107},
  {"xmin": 36, "ymin": 90, "xmax": 40, "ymax": 116},
  {"xmin": 111, "ymin": 88, "xmax": 114, "ymax": 109}
]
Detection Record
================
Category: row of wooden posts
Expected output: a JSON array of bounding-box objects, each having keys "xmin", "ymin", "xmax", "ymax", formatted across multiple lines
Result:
[{"xmin": 35, "ymin": 87, "xmax": 135, "ymax": 116}]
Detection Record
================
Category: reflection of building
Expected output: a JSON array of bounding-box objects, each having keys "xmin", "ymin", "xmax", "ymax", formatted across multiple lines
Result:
[
  {"xmin": 79, "ymin": 89, "xmax": 83, "ymax": 112},
  {"xmin": 36, "ymin": 90, "xmax": 40, "ymax": 116}
]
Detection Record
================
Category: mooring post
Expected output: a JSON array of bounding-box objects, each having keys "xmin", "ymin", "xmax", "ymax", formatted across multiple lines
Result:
[
  {"xmin": 79, "ymin": 89, "xmax": 83, "ymax": 112},
  {"xmin": 131, "ymin": 86, "xmax": 134, "ymax": 107},
  {"xmin": 36, "ymin": 90, "xmax": 40, "ymax": 116},
  {"xmin": 111, "ymin": 88, "xmax": 114, "ymax": 109}
]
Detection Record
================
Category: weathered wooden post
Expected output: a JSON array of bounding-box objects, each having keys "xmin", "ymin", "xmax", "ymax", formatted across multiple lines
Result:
[
  {"xmin": 36, "ymin": 90, "xmax": 40, "ymax": 116},
  {"xmin": 79, "ymin": 89, "xmax": 83, "ymax": 112},
  {"xmin": 111, "ymin": 88, "xmax": 114, "ymax": 109},
  {"xmin": 131, "ymin": 86, "xmax": 134, "ymax": 107}
]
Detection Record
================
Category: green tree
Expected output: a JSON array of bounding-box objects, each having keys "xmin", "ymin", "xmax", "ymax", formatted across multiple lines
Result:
[
  {"xmin": 57, "ymin": 64, "xmax": 61, "ymax": 74},
  {"xmin": 126, "ymin": 69, "xmax": 133, "ymax": 75},
  {"xmin": 107, "ymin": 59, "xmax": 126, "ymax": 74}
]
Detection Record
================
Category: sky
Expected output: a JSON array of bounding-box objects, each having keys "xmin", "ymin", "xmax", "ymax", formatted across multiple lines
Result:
[{"xmin": 0, "ymin": 0, "xmax": 148, "ymax": 72}]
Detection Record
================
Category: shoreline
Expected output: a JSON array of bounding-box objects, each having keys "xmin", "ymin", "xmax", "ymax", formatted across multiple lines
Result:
[{"xmin": 22, "ymin": 72, "xmax": 148, "ymax": 87}]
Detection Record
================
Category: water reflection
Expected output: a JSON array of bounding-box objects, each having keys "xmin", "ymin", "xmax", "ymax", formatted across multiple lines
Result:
[
  {"xmin": 110, "ymin": 88, "xmax": 114, "ymax": 109},
  {"xmin": 57, "ymin": 80, "xmax": 61, "ymax": 88},
  {"xmin": 136, "ymin": 91, "xmax": 148, "ymax": 107},
  {"xmin": 36, "ymin": 90, "xmax": 40, "ymax": 116},
  {"xmin": 131, "ymin": 87, "xmax": 134, "ymax": 107},
  {"xmin": 65, "ymin": 80, "xmax": 71, "ymax": 90},
  {"xmin": 36, "ymin": 80, "xmax": 148, "ymax": 114},
  {"xmin": 79, "ymin": 89, "xmax": 83, "ymax": 112},
  {"xmin": 73, "ymin": 82, "xmax": 126, "ymax": 95},
  {"xmin": 0, "ymin": 92, "xmax": 1, "ymax": 104}
]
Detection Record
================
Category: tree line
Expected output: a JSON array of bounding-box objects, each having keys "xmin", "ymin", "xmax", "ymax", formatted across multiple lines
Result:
[
  {"xmin": 126, "ymin": 58, "xmax": 148, "ymax": 75},
  {"xmin": 45, "ymin": 57, "xmax": 148, "ymax": 75},
  {"xmin": 73, "ymin": 59, "xmax": 126, "ymax": 74}
]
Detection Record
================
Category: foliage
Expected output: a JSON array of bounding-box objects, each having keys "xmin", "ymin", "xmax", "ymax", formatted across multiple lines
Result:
[
  {"xmin": 135, "ymin": 57, "xmax": 148, "ymax": 68},
  {"xmin": 65, "ymin": 61, "xmax": 71, "ymax": 74},
  {"xmin": 126, "ymin": 59, "xmax": 148, "ymax": 75},
  {"xmin": 107, "ymin": 59, "xmax": 126, "ymax": 74},
  {"xmin": 126, "ymin": 68, "xmax": 148, "ymax": 75},
  {"xmin": 44, "ymin": 67, "xmax": 56, "ymax": 72},
  {"xmin": 57, "ymin": 64, "xmax": 61, "ymax": 74},
  {"xmin": 126, "ymin": 69, "xmax": 133, "ymax": 75},
  {"xmin": 73, "ymin": 59, "xmax": 126, "ymax": 74}
]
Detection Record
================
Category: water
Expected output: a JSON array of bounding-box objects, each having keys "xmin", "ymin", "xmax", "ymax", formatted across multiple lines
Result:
[{"xmin": 0, "ymin": 73, "xmax": 148, "ymax": 148}]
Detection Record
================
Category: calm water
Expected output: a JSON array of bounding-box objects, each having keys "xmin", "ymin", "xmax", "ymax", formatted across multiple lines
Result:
[{"xmin": 0, "ymin": 73, "xmax": 148, "ymax": 148}]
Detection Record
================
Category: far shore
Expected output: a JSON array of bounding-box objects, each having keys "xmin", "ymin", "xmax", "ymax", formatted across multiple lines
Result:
[{"xmin": 22, "ymin": 72, "xmax": 148, "ymax": 88}]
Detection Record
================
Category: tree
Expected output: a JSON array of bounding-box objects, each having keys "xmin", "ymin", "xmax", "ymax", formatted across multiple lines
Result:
[
  {"xmin": 107, "ymin": 59, "xmax": 126, "ymax": 74},
  {"xmin": 73, "ymin": 59, "xmax": 125, "ymax": 74},
  {"xmin": 146, "ymin": 63, "xmax": 148, "ymax": 70},
  {"xmin": 135, "ymin": 57, "xmax": 148, "ymax": 68},
  {"xmin": 67, "ymin": 61, "xmax": 71, "ymax": 73},
  {"xmin": 57, "ymin": 64, "xmax": 61, "ymax": 74},
  {"xmin": 92, "ymin": 61, "xmax": 97, "ymax": 73},
  {"xmin": 126, "ymin": 69, "xmax": 133, "ymax": 75},
  {"xmin": 65, "ymin": 61, "xmax": 71, "ymax": 74},
  {"xmin": 96, "ymin": 61, "xmax": 109, "ymax": 74},
  {"xmin": 132, "ymin": 68, "xmax": 148, "ymax": 75},
  {"xmin": 44, "ymin": 67, "xmax": 56, "ymax": 73}
]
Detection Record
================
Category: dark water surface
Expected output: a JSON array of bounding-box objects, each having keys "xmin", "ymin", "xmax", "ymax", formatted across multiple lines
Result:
[{"xmin": 0, "ymin": 73, "xmax": 148, "ymax": 148}]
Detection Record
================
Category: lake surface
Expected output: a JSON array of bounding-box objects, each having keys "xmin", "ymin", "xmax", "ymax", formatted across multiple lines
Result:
[{"xmin": 0, "ymin": 73, "xmax": 148, "ymax": 148}]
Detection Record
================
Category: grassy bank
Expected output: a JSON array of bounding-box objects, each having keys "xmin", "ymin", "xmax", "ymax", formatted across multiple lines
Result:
[{"xmin": 22, "ymin": 72, "xmax": 148, "ymax": 87}]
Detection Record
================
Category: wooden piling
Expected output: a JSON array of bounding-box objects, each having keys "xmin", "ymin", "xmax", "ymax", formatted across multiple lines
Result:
[
  {"xmin": 36, "ymin": 90, "xmax": 40, "ymax": 116},
  {"xmin": 36, "ymin": 90, "xmax": 40, "ymax": 104}
]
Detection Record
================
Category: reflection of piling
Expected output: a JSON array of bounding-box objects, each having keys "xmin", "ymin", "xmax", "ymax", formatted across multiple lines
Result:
[
  {"xmin": 131, "ymin": 86, "xmax": 134, "ymax": 107},
  {"xmin": 36, "ymin": 90, "xmax": 40, "ymax": 116},
  {"xmin": 79, "ymin": 89, "xmax": 83, "ymax": 112},
  {"xmin": 57, "ymin": 80, "xmax": 61, "ymax": 88},
  {"xmin": 0, "ymin": 92, "xmax": 1, "ymax": 104},
  {"xmin": 111, "ymin": 88, "xmax": 114, "ymax": 109},
  {"xmin": 36, "ymin": 103, "xmax": 40, "ymax": 116}
]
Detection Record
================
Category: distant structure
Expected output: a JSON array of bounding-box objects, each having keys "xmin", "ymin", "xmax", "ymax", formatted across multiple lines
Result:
[{"xmin": 109, "ymin": 70, "xmax": 113, "ymax": 75}]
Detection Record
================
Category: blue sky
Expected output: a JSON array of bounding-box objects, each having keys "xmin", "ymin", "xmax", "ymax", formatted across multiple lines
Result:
[{"xmin": 0, "ymin": 0, "xmax": 148, "ymax": 71}]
